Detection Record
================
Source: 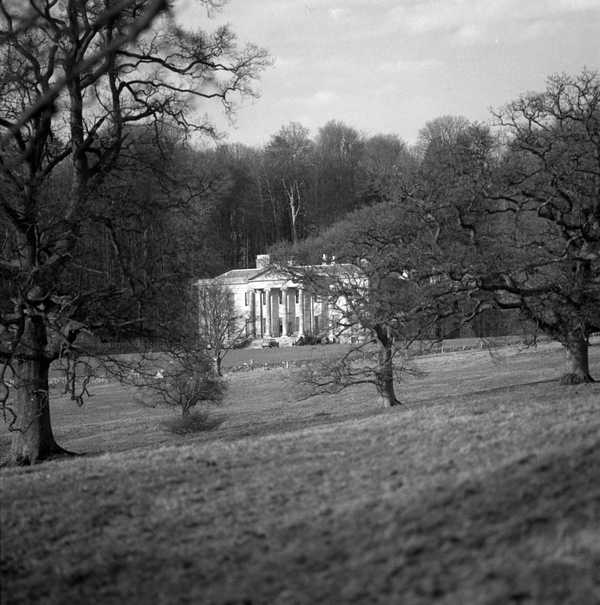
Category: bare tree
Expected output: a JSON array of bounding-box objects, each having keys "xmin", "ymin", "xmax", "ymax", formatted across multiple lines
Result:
[
  {"xmin": 314, "ymin": 120, "xmax": 365, "ymax": 224},
  {"xmin": 414, "ymin": 74, "xmax": 600, "ymax": 383},
  {"xmin": 277, "ymin": 201, "xmax": 466, "ymax": 407},
  {"xmin": 133, "ymin": 343, "xmax": 225, "ymax": 418},
  {"xmin": 264, "ymin": 122, "xmax": 314, "ymax": 244},
  {"xmin": 196, "ymin": 279, "xmax": 245, "ymax": 376},
  {"xmin": 358, "ymin": 133, "xmax": 417, "ymax": 206},
  {"xmin": 0, "ymin": 0, "xmax": 268, "ymax": 464},
  {"xmin": 475, "ymin": 70, "xmax": 600, "ymax": 383}
]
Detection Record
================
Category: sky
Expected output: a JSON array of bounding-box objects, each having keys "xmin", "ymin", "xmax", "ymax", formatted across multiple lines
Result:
[{"xmin": 175, "ymin": 0, "xmax": 600, "ymax": 148}]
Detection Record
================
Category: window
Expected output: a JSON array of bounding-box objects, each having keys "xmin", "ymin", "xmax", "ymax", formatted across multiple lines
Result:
[{"xmin": 295, "ymin": 290, "xmax": 299, "ymax": 304}]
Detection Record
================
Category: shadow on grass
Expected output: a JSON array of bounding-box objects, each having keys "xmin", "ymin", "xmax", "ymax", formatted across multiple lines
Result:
[
  {"xmin": 263, "ymin": 438, "xmax": 600, "ymax": 604},
  {"xmin": 219, "ymin": 407, "xmax": 391, "ymax": 442},
  {"xmin": 160, "ymin": 411, "xmax": 227, "ymax": 436},
  {"xmin": 378, "ymin": 439, "xmax": 600, "ymax": 603}
]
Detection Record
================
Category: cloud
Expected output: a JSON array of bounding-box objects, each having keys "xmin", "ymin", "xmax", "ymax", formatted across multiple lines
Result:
[
  {"xmin": 519, "ymin": 19, "xmax": 563, "ymax": 41},
  {"xmin": 387, "ymin": 0, "xmax": 600, "ymax": 43},
  {"xmin": 306, "ymin": 90, "xmax": 338, "ymax": 106},
  {"xmin": 378, "ymin": 58, "xmax": 443, "ymax": 74},
  {"xmin": 274, "ymin": 56, "xmax": 302, "ymax": 71},
  {"xmin": 555, "ymin": 0, "xmax": 600, "ymax": 10},
  {"xmin": 454, "ymin": 23, "xmax": 484, "ymax": 44},
  {"xmin": 328, "ymin": 7, "xmax": 348, "ymax": 20}
]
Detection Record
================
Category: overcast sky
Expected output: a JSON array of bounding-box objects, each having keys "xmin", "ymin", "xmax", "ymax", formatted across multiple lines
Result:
[{"xmin": 176, "ymin": 0, "xmax": 600, "ymax": 147}]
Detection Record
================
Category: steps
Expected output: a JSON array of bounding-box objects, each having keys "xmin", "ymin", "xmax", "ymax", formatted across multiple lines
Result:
[{"xmin": 247, "ymin": 335, "xmax": 298, "ymax": 348}]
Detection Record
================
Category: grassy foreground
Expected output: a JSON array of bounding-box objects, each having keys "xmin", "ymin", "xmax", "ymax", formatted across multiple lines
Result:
[{"xmin": 1, "ymin": 342, "xmax": 600, "ymax": 604}]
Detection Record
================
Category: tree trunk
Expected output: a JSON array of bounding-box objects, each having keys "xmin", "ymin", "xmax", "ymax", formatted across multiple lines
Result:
[
  {"xmin": 561, "ymin": 333, "xmax": 594, "ymax": 384},
  {"xmin": 214, "ymin": 355, "xmax": 223, "ymax": 377},
  {"xmin": 375, "ymin": 336, "xmax": 401, "ymax": 407},
  {"xmin": 8, "ymin": 317, "xmax": 67, "ymax": 464}
]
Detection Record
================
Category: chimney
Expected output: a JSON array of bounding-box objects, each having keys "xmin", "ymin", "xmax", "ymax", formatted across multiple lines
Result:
[{"xmin": 256, "ymin": 254, "xmax": 271, "ymax": 269}]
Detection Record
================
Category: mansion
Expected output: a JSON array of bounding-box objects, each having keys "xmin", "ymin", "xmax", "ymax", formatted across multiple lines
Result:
[{"xmin": 196, "ymin": 254, "xmax": 362, "ymax": 345}]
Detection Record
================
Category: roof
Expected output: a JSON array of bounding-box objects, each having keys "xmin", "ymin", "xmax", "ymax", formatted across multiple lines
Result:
[
  {"xmin": 282, "ymin": 262, "xmax": 363, "ymax": 280},
  {"xmin": 196, "ymin": 268, "xmax": 261, "ymax": 286},
  {"xmin": 196, "ymin": 262, "xmax": 363, "ymax": 287}
]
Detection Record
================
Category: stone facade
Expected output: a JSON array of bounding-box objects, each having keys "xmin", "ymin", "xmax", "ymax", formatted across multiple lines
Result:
[{"xmin": 196, "ymin": 254, "xmax": 361, "ymax": 345}]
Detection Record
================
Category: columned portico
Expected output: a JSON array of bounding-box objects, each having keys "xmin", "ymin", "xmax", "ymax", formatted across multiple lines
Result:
[
  {"xmin": 245, "ymin": 283, "xmax": 325, "ymax": 341},
  {"xmin": 199, "ymin": 253, "xmax": 363, "ymax": 346}
]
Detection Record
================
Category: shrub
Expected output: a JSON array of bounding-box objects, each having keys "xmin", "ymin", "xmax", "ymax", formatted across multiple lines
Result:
[
  {"xmin": 160, "ymin": 410, "xmax": 225, "ymax": 435},
  {"xmin": 135, "ymin": 347, "xmax": 226, "ymax": 417}
]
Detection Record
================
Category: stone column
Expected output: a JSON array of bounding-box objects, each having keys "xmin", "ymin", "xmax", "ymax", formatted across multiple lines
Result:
[
  {"xmin": 298, "ymin": 288, "xmax": 305, "ymax": 336},
  {"xmin": 282, "ymin": 287, "xmax": 289, "ymax": 336},
  {"xmin": 309, "ymin": 293, "xmax": 315, "ymax": 336},
  {"xmin": 259, "ymin": 290, "xmax": 264, "ymax": 337},
  {"xmin": 327, "ymin": 301, "xmax": 335, "ymax": 341},
  {"xmin": 246, "ymin": 290, "xmax": 256, "ymax": 337},
  {"xmin": 265, "ymin": 287, "xmax": 272, "ymax": 337}
]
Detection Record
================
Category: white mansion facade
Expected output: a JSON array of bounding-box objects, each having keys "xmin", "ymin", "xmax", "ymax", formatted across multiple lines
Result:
[{"xmin": 196, "ymin": 254, "xmax": 361, "ymax": 345}]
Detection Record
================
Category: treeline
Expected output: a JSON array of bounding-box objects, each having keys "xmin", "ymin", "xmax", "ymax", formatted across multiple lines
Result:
[
  {"xmin": 190, "ymin": 121, "xmax": 418, "ymax": 273},
  {"xmin": 44, "ymin": 70, "xmax": 598, "ymax": 368},
  {"xmin": 33, "ymin": 116, "xmax": 436, "ymax": 345},
  {"xmin": 265, "ymin": 70, "xmax": 600, "ymax": 387},
  {"xmin": 70, "ymin": 118, "xmax": 418, "ymax": 292}
]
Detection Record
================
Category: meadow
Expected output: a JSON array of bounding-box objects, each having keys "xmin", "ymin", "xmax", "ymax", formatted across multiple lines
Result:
[{"xmin": 1, "ymin": 341, "xmax": 599, "ymax": 604}]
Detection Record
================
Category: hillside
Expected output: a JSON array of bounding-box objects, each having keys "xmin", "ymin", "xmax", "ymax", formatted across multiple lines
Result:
[{"xmin": 1, "ymin": 342, "xmax": 600, "ymax": 604}]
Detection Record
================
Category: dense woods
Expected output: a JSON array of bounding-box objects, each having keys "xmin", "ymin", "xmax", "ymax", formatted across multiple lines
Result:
[{"xmin": 192, "ymin": 120, "xmax": 418, "ymax": 273}]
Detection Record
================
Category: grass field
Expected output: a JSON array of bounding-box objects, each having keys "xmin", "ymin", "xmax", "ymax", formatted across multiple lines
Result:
[{"xmin": 1, "ymin": 341, "xmax": 600, "ymax": 604}]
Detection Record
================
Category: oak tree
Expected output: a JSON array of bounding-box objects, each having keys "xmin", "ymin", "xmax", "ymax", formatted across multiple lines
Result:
[
  {"xmin": 479, "ymin": 71, "xmax": 600, "ymax": 382},
  {"xmin": 276, "ymin": 201, "xmax": 466, "ymax": 407},
  {"xmin": 0, "ymin": 0, "xmax": 268, "ymax": 463}
]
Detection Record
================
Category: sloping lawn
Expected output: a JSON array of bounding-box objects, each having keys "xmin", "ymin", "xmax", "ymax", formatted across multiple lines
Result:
[{"xmin": 1, "ymin": 342, "xmax": 599, "ymax": 604}]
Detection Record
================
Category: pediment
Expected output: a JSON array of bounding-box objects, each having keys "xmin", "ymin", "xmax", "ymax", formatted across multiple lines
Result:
[{"xmin": 247, "ymin": 267, "xmax": 292, "ymax": 282}]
